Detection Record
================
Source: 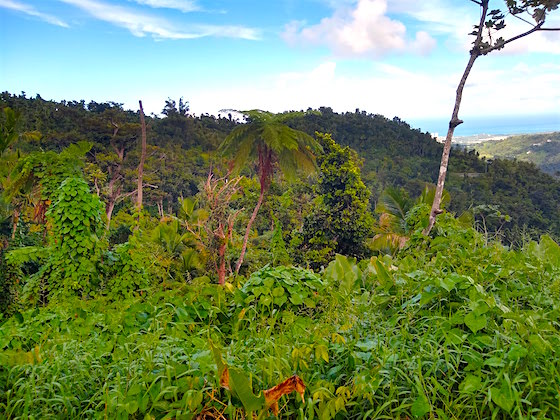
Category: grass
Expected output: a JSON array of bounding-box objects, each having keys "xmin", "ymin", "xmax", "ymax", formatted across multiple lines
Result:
[{"xmin": 1, "ymin": 223, "xmax": 560, "ymax": 419}]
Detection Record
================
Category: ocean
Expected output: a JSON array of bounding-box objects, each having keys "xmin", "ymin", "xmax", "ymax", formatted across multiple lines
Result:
[{"xmin": 408, "ymin": 113, "xmax": 560, "ymax": 137}]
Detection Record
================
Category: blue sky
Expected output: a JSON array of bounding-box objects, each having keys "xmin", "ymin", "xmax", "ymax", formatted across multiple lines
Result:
[{"xmin": 1, "ymin": 0, "xmax": 559, "ymax": 129}]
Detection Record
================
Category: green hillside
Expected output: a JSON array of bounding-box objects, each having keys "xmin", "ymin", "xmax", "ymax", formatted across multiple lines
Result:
[
  {"xmin": 2, "ymin": 92, "xmax": 560, "ymax": 245},
  {"xmin": 473, "ymin": 132, "xmax": 560, "ymax": 176},
  {"xmin": 2, "ymin": 93, "xmax": 560, "ymax": 419}
]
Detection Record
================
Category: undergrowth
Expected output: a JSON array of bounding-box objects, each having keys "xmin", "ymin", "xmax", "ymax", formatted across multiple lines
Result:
[{"xmin": 1, "ymin": 217, "xmax": 559, "ymax": 419}]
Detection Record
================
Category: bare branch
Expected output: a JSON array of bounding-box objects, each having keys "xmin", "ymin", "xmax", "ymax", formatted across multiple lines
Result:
[{"xmin": 480, "ymin": 20, "xmax": 544, "ymax": 54}]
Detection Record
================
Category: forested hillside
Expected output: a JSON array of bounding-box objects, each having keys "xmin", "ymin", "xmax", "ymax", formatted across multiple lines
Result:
[
  {"xmin": 2, "ymin": 93, "xmax": 559, "ymax": 245},
  {"xmin": 472, "ymin": 132, "xmax": 560, "ymax": 176},
  {"xmin": 2, "ymin": 92, "xmax": 560, "ymax": 419}
]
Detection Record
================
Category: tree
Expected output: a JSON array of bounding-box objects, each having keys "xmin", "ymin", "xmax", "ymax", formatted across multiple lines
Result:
[
  {"xmin": 88, "ymin": 106, "xmax": 140, "ymax": 227},
  {"xmin": 137, "ymin": 100, "xmax": 147, "ymax": 227},
  {"xmin": 219, "ymin": 110, "xmax": 321, "ymax": 274},
  {"xmin": 425, "ymin": 0, "xmax": 560, "ymax": 234},
  {"xmin": 373, "ymin": 185, "xmax": 450, "ymax": 253},
  {"xmin": 295, "ymin": 133, "xmax": 373, "ymax": 268}
]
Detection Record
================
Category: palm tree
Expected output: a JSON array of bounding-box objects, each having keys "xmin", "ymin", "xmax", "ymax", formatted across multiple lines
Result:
[
  {"xmin": 0, "ymin": 107, "xmax": 40, "ymax": 156},
  {"xmin": 372, "ymin": 185, "xmax": 450, "ymax": 253},
  {"xmin": 372, "ymin": 187, "xmax": 413, "ymax": 253},
  {"xmin": 219, "ymin": 110, "xmax": 321, "ymax": 274}
]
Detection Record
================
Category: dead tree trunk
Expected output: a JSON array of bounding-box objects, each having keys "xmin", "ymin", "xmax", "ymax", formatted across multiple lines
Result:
[
  {"xmin": 137, "ymin": 100, "xmax": 147, "ymax": 228},
  {"xmin": 423, "ymin": 0, "xmax": 554, "ymax": 235},
  {"xmin": 235, "ymin": 182, "xmax": 265, "ymax": 275},
  {"xmin": 424, "ymin": 47, "xmax": 481, "ymax": 234}
]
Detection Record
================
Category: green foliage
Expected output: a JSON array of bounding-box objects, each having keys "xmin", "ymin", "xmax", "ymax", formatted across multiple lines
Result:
[
  {"xmin": 3, "ymin": 93, "xmax": 560, "ymax": 245},
  {"xmin": 372, "ymin": 186, "xmax": 449, "ymax": 253},
  {"xmin": 219, "ymin": 110, "xmax": 321, "ymax": 184},
  {"xmin": 270, "ymin": 215, "xmax": 290, "ymax": 266},
  {"xmin": 5, "ymin": 141, "xmax": 91, "ymax": 203},
  {"xmin": 42, "ymin": 177, "xmax": 106, "ymax": 300},
  {"xmin": 295, "ymin": 133, "xmax": 373, "ymax": 268},
  {"xmin": 1, "ymin": 222, "xmax": 560, "ymax": 418},
  {"xmin": 0, "ymin": 107, "xmax": 40, "ymax": 156},
  {"xmin": 237, "ymin": 265, "xmax": 324, "ymax": 315},
  {"xmin": 104, "ymin": 241, "xmax": 150, "ymax": 299},
  {"xmin": 473, "ymin": 132, "xmax": 560, "ymax": 176},
  {"xmin": 324, "ymin": 254, "xmax": 362, "ymax": 294}
]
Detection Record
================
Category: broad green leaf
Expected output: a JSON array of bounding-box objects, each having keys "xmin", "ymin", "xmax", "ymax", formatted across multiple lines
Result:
[
  {"xmin": 228, "ymin": 367, "xmax": 265, "ymax": 412},
  {"xmin": 484, "ymin": 357, "xmax": 504, "ymax": 367},
  {"xmin": 315, "ymin": 344, "xmax": 329, "ymax": 363},
  {"xmin": 437, "ymin": 276, "xmax": 457, "ymax": 292},
  {"xmin": 411, "ymin": 394, "xmax": 430, "ymax": 418},
  {"xmin": 444, "ymin": 328, "xmax": 466, "ymax": 346},
  {"xmin": 459, "ymin": 374, "xmax": 481, "ymax": 394},
  {"xmin": 373, "ymin": 258, "xmax": 393, "ymax": 290},
  {"xmin": 528, "ymin": 334, "xmax": 549, "ymax": 354},
  {"xmin": 470, "ymin": 300, "xmax": 490, "ymax": 316},
  {"xmin": 464, "ymin": 312, "xmax": 487, "ymax": 333},
  {"xmin": 325, "ymin": 254, "xmax": 361, "ymax": 292},
  {"xmin": 491, "ymin": 382, "xmax": 515, "ymax": 413},
  {"xmin": 289, "ymin": 294, "xmax": 303, "ymax": 305},
  {"xmin": 507, "ymin": 344, "xmax": 528, "ymax": 361}
]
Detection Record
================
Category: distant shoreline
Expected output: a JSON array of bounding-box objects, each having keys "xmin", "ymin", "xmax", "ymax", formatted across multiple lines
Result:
[{"xmin": 409, "ymin": 114, "xmax": 560, "ymax": 139}]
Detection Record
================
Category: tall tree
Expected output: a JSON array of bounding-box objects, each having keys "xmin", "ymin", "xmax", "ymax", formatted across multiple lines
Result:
[
  {"xmin": 425, "ymin": 0, "xmax": 560, "ymax": 234},
  {"xmin": 295, "ymin": 133, "xmax": 373, "ymax": 268},
  {"xmin": 137, "ymin": 100, "xmax": 147, "ymax": 227},
  {"xmin": 219, "ymin": 110, "xmax": 321, "ymax": 274}
]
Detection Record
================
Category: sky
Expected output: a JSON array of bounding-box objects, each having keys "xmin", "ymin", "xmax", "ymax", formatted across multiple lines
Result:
[{"xmin": 1, "ymin": 0, "xmax": 559, "ymax": 132}]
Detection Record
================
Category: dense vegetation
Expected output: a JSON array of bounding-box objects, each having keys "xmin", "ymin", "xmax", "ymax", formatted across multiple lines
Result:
[
  {"xmin": 1, "ymin": 216, "xmax": 559, "ymax": 418},
  {"xmin": 1, "ymin": 92, "xmax": 560, "ymax": 418},
  {"xmin": 2, "ymin": 93, "xmax": 559, "ymax": 245},
  {"xmin": 472, "ymin": 132, "xmax": 560, "ymax": 176}
]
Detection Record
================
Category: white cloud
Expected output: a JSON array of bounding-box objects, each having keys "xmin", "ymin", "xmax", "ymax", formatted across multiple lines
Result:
[
  {"xmin": 130, "ymin": 0, "xmax": 199, "ymax": 13},
  {"xmin": 182, "ymin": 59, "xmax": 560, "ymax": 121},
  {"xmin": 389, "ymin": 0, "xmax": 560, "ymax": 55},
  {"xmin": 282, "ymin": 0, "xmax": 436, "ymax": 57},
  {"xmin": 0, "ymin": 0, "xmax": 69, "ymax": 27},
  {"xmin": 59, "ymin": 0, "xmax": 259, "ymax": 40}
]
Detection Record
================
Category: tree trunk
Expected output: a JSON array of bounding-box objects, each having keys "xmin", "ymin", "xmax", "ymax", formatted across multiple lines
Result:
[
  {"xmin": 217, "ymin": 237, "xmax": 227, "ymax": 285},
  {"xmin": 106, "ymin": 197, "xmax": 116, "ymax": 228},
  {"xmin": 11, "ymin": 208, "xmax": 19, "ymax": 240},
  {"xmin": 423, "ymin": 1, "xmax": 487, "ymax": 235},
  {"xmin": 235, "ymin": 188, "xmax": 264, "ymax": 275},
  {"xmin": 137, "ymin": 100, "xmax": 147, "ymax": 228}
]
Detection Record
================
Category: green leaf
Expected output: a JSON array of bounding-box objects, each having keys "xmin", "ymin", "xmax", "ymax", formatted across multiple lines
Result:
[
  {"xmin": 470, "ymin": 300, "xmax": 490, "ymax": 317},
  {"xmin": 411, "ymin": 394, "xmax": 430, "ymax": 418},
  {"xmin": 444, "ymin": 328, "xmax": 466, "ymax": 346},
  {"xmin": 373, "ymin": 258, "xmax": 393, "ymax": 290},
  {"xmin": 289, "ymin": 294, "xmax": 303, "ymax": 305},
  {"xmin": 459, "ymin": 374, "xmax": 481, "ymax": 394},
  {"xmin": 259, "ymin": 295, "xmax": 272, "ymax": 306},
  {"xmin": 126, "ymin": 400, "xmax": 139, "ymax": 414},
  {"xmin": 464, "ymin": 312, "xmax": 487, "ymax": 333},
  {"xmin": 438, "ymin": 276, "xmax": 457, "ymax": 292},
  {"xmin": 507, "ymin": 344, "xmax": 528, "ymax": 361},
  {"xmin": 228, "ymin": 367, "xmax": 266, "ymax": 413},
  {"xmin": 491, "ymin": 382, "xmax": 515, "ymax": 413},
  {"xmin": 484, "ymin": 357, "xmax": 504, "ymax": 367}
]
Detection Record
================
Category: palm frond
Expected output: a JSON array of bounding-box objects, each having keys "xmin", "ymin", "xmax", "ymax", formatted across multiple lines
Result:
[
  {"xmin": 376, "ymin": 187, "xmax": 412, "ymax": 221},
  {"xmin": 418, "ymin": 184, "xmax": 451, "ymax": 208}
]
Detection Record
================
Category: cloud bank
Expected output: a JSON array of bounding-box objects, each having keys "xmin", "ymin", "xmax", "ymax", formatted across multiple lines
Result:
[{"xmin": 282, "ymin": 0, "xmax": 436, "ymax": 57}]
